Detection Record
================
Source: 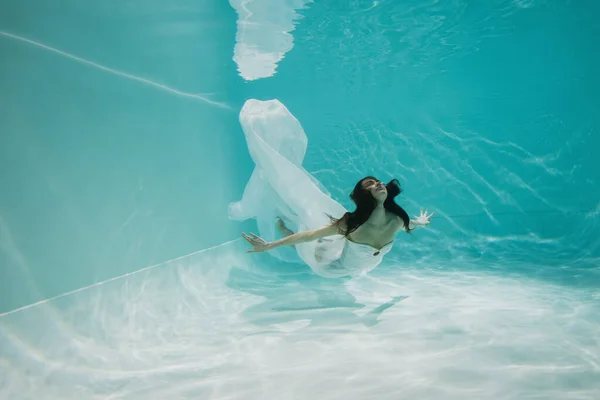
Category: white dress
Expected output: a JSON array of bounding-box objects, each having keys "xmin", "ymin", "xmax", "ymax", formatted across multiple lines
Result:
[
  {"xmin": 314, "ymin": 238, "xmax": 394, "ymax": 278},
  {"xmin": 228, "ymin": 99, "xmax": 393, "ymax": 278}
]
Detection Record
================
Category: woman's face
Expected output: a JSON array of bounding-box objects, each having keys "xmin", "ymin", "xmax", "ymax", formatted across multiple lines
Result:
[{"xmin": 362, "ymin": 177, "xmax": 387, "ymax": 202}]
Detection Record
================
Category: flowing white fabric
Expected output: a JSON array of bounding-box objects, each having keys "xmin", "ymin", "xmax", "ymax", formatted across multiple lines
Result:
[{"xmin": 229, "ymin": 99, "xmax": 392, "ymax": 277}]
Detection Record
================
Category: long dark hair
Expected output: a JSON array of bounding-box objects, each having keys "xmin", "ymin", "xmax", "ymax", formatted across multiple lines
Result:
[{"xmin": 329, "ymin": 176, "xmax": 412, "ymax": 236}]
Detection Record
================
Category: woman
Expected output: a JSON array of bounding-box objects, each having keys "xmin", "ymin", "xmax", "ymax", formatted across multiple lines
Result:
[
  {"xmin": 242, "ymin": 176, "xmax": 433, "ymax": 277},
  {"xmin": 229, "ymin": 99, "xmax": 433, "ymax": 278}
]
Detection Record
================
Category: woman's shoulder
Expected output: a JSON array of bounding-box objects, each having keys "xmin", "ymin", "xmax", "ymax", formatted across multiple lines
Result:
[
  {"xmin": 390, "ymin": 214, "xmax": 408, "ymax": 231},
  {"xmin": 327, "ymin": 212, "xmax": 349, "ymax": 233}
]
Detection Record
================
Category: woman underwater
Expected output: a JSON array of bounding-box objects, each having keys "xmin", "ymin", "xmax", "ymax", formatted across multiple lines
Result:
[
  {"xmin": 229, "ymin": 99, "xmax": 433, "ymax": 278},
  {"xmin": 242, "ymin": 176, "xmax": 434, "ymax": 277}
]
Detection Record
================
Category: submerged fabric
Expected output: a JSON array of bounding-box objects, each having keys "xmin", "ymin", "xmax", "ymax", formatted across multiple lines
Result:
[
  {"xmin": 229, "ymin": 99, "xmax": 390, "ymax": 277},
  {"xmin": 316, "ymin": 238, "xmax": 395, "ymax": 278}
]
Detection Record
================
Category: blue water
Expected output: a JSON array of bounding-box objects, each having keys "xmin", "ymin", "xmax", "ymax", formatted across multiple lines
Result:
[{"xmin": 1, "ymin": 0, "xmax": 599, "ymax": 398}]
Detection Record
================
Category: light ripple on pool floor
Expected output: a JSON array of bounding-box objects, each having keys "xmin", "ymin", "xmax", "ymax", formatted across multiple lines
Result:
[{"xmin": 1, "ymin": 240, "xmax": 598, "ymax": 399}]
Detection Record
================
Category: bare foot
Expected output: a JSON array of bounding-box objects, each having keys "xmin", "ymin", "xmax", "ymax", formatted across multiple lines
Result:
[{"xmin": 275, "ymin": 218, "xmax": 294, "ymax": 237}]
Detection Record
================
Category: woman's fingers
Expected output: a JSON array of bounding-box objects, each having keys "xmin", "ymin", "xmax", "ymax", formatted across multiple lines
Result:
[
  {"xmin": 243, "ymin": 232, "xmax": 261, "ymax": 242},
  {"xmin": 242, "ymin": 232, "xmax": 267, "ymax": 253},
  {"xmin": 242, "ymin": 233, "xmax": 259, "ymax": 247}
]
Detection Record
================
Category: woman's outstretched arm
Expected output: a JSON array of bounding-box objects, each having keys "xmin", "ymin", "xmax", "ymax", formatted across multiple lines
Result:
[{"xmin": 243, "ymin": 222, "xmax": 342, "ymax": 253}]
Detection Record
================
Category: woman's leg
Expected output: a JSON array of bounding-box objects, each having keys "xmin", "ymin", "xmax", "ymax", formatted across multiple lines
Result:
[{"xmin": 276, "ymin": 217, "xmax": 295, "ymax": 238}]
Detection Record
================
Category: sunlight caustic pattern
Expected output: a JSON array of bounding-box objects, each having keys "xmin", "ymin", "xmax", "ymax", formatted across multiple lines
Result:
[
  {"xmin": 1, "ymin": 0, "xmax": 599, "ymax": 398},
  {"xmin": 1, "ymin": 241, "xmax": 599, "ymax": 399}
]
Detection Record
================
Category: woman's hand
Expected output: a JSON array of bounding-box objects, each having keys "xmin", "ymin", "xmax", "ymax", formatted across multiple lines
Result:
[
  {"xmin": 242, "ymin": 232, "xmax": 271, "ymax": 253},
  {"xmin": 413, "ymin": 209, "xmax": 435, "ymax": 226}
]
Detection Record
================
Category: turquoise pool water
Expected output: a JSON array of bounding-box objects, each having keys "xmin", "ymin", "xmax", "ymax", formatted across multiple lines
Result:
[{"xmin": 1, "ymin": 0, "xmax": 599, "ymax": 398}]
